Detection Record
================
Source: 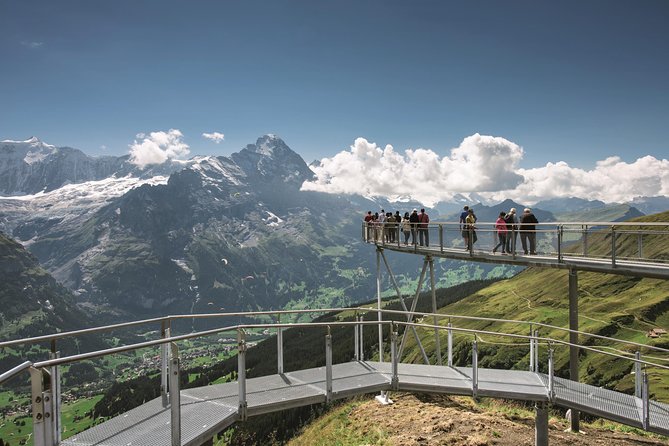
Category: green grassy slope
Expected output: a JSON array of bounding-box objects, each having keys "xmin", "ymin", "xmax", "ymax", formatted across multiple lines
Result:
[{"xmin": 402, "ymin": 211, "xmax": 669, "ymax": 401}]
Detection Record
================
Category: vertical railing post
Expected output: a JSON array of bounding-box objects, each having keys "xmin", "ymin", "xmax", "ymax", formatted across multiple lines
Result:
[
  {"xmin": 238, "ymin": 329, "xmax": 248, "ymax": 421},
  {"xmin": 548, "ymin": 345, "xmax": 554, "ymax": 402},
  {"xmin": 533, "ymin": 329, "xmax": 540, "ymax": 373},
  {"xmin": 390, "ymin": 323, "xmax": 399, "ymax": 390},
  {"xmin": 557, "ymin": 225, "xmax": 563, "ymax": 262},
  {"xmin": 49, "ymin": 349, "xmax": 61, "ymax": 444},
  {"xmin": 161, "ymin": 320, "xmax": 170, "ymax": 407},
  {"xmin": 30, "ymin": 367, "xmax": 54, "ymax": 446},
  {"xmin": 583, "ymin": 225, "xmax": 589, "ymax": 257},
  {"xmin": 169, "ymin": 343, "xmax": 181, "ymax": 446},
  {"xmin": 277, "ymin": 314, "xmax": 284, "ymax": 374},
  {"xmin": 439, "ymin": 224, "xmax": 444, "ymax": 253},
  {"xmin": 642, "ymin": 371, "xmax": 649, "ymax": 430},
  {"xmin": 354, "ymin": 312, "xmax": 359, "ymax": 361},
  {"xmin": 429, "ymin": 257, "xmax": 442, "ymax": 365},
  {"xmin": 635, "ymin": 351, "xmax": 642, "ymax": 398},
  {"xmin": 529, "ymin": 324, "xmax": 534, "ymax": 372},
  {"xmin": 447, "ymin": 322, "xmax": 453, "ymax": 367},
  {"xmin": 611, "ymin": 226, "xmax": 617, "ymax": 267},
  {"xmin": 359, "ymin": 315, "xmax": 364, "ymax": 361},
  {"xmin": 325, "ymin": 327, "xmax": 333, "ymax": 403},
  {"xmin": 472, "ymin": 337, "xmax": 478, "ymax": 399}
]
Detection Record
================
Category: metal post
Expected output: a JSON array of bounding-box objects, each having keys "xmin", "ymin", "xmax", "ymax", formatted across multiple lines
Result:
[
  {"xmin": 642, "ymin": 372, "xmax": 649, "ymax": 430},
  {"xmin": 238, "ymin": 329, "xmax": 248, "ymax": 421},
  {"xmin": 49, "ymin": 351, "xmax": 61, "ymax": 443},
  {"xmin": 376, "ymin": 248, "xmax": 384, "ymax": 362},
  {"xmin": 429, "ymin": 257, "xmax": 442, "ymax": 365},
  {"xmin": 535, "ymin": 330, "xmax": 540, "ymax": 372},
  {"xmin": 30, "ymin": 367, "xmax": 52, "ymax": 446},
  {"xmin": 277, "ymin": 314, "xmax": 284, "ymax": 374},
  {"xmin": 568, "ymin": 269, "xmax": 580, "ymax": 432},
  {"xmin": 359, "ymin": 315, "xmax": 364, "ymax": 361},
  {"xmin": 169, "ymin": 343, "xmax": 181, "ymax": 446},
  {"xmin": 548, "ymin": 346, "xmax": 555, "ymax": 402},
  {"xmin": 635, "ymin": 351, "xmax": 642, "ymax": 398},
  {"xmin": 611, "ymin": 226, "xmax": 617, "ymax": 267},
  {"xmin": 447, "ymin": 322, "xmax": 453, "ymax": 367},
  {"xmin": 390, "ymin": 325, "xmax": 399, "ymax": 390},
  {"xmin": 354, "ymin": 312, "xmax": 359, "ymax": 361},
  {"xmin": 557, "ymin": 225, "xmax": 563, "ymax": 262},
  {"xmin": 325, "ymin": 328, "xmax": 333, "ymax": 403},
  {"xmin": 583, "ymin": 225, "xmax": 589, "ymax": 257},
  {"xmin": 439, "ymin": 224, "xmax": 444, "ymax": 253},
  {"xmin": 535, "ymin": 402, "xmax": 549, "ymax": 446},
  {"xmin": 472, "ymin": 338, "xmax": 478, "ymax": 399},
  {"xmin": 529, "ymin": 325, "xmax": 535, "ymax": 372},
  {"xmin": 398, "ymin": 259, "xmax": 429, "ymax": 361},
  {"xmin": 161, "ymin": 321, "xmax": 170, "ymax": 407}
]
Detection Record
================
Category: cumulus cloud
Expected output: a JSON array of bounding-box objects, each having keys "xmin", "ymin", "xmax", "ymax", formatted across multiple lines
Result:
[
  {"xmin": 21, "ymin": 41, "xmax": 44, "ymax": 49},
  {"xmin": 129, "ymin": 129, "xmax": 190, "ymax": 168},
  {"xmin": 202, "ymin": 132, "xmax": 225, "ymax": 143},
  {"xmin": 301, "ymin": 134, "xmax": 669, "ymax": 205},
  {"xmin": 302, "ymin": 134, "xmax": 525, "ymax": 205}
]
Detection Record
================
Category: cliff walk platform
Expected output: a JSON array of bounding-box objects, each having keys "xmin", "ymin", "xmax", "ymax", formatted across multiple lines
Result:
[{"xmin": 2, "ymin": 308, "xmax": 668, "ymax": 446}]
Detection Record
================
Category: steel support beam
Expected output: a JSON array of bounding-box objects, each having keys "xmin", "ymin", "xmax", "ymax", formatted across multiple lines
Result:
[
  {"xmin": 568, "ymin": 269, "xmax": 580, "ymax": 432},
  {"xmin": 380, "ymin": 250, "xmax": 429, "ymax": 363},
  {"xmin": 376, "ymin": 247, "xmax": 383, "ymax": 362},
  {"xmin": 535, "ymin": 402, "xmax": 549, "ymax": 446},
  {"xmin": 428, "ymin": 257, "xmax": 442, "ymax": 365},
  {"xmin": 161, "ymin": 322, "xmax": 170, "ymax": 407},
  {"xmin": 398, "ymin": 258, "xmax": 429, "ymax": 360},
  {"xmin": 169, "ymin": 343, "xmax": 181, "ymax": 446}
]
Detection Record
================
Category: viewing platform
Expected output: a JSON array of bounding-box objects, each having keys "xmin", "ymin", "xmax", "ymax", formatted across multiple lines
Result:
[{"xmin": 361, "ymin": 221, "xmax": 669, "ymax": 279}]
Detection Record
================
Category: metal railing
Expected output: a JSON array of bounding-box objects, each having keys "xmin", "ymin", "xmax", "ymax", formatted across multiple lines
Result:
[
  {"xmin": 362, "ymin": 221, "xmax": 669, "ymax": 268},
  {"xmin": 2, "ymin": 307, "xmax": 669, "ymax": 445}
]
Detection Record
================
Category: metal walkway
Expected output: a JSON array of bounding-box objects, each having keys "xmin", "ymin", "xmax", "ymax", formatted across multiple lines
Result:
[
  {"xmin": 363, "ymin": 221, "xmax": 669, "ymax": 279},
  {"xmin": 59, "ymin": 361, "xmax": 669, "ymax": 446}
]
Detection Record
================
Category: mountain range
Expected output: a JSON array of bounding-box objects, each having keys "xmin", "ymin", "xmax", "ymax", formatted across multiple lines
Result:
[{"xmin": 0, "ymin": 135, "xmax": 664, "ymax": 326}]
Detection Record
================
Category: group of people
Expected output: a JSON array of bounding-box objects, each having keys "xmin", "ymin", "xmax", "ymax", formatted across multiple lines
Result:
[
  {"xmin": 364, "ymin": 205, "xmax": 540, "ymax": 255},
  {"xmin": 364, "ymin": 208, "xmax": 431, "ymax": 246}
]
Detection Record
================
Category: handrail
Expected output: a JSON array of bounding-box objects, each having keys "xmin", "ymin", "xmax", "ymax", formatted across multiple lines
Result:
[
  {"xmin": 0, "ymin": 307, "xmax": 361, "ymax": 349},
  {"xmin": 0, "ymin": 360, "xmax": 32, "ymax": 384},
  {"xmin": 374, "ymin": 308, "xmax": 669, "ymax": 355}
]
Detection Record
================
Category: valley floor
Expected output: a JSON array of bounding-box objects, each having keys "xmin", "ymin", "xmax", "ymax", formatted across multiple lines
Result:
[{"xmin": 288, "ymin": 393, "xmax": 669, "ymax": 446}]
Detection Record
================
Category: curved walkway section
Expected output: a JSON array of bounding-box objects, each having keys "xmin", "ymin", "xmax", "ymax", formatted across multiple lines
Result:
[{"xmin": 61, "ymin": 361, "xmax": 669, "ymax": 446}]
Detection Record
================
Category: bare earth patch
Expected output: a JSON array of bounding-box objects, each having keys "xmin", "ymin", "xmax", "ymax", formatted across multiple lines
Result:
[{"xmin": 345, "ymin": 393, "xmax": 668, "ymax": 446}]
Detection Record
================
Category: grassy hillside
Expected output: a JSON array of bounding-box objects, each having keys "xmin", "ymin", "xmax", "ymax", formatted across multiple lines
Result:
[{"xmin": 402, "ymin": 211, "xmax": 669, "ymax": 401}]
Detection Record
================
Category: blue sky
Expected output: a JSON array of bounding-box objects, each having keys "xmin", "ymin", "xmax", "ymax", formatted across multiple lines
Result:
[{"xmin": 1, "ymin": 0, "xmax": 668, "ymax": 169}]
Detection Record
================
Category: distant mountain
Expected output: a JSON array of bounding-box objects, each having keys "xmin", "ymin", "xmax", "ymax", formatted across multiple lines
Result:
[
  {"xmin": 553, "ymin": 204, "xmax": 644, "ymax": 223},
  {"xmin": 629, "ymin": 196, "xmax": 669, "ymax": 216},
  {"xmin": 440, "ymin": 199, "xmax": 556, "ymax": 223},
  {"xmin": 0, "ymin": 232, "xmax": 104, "ymax": 369},
  {"xmin": 534, "ymin": 197, "xmax": 607, "ymax": 213}
]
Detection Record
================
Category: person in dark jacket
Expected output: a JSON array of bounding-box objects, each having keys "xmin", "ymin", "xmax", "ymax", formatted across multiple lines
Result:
[
  {"xmin": 409, "ymin": 209, "xmax": 420, "ymax": 245},
  {"xmin": 520, "ymin": 208, "xmax": 539, "ymax": 255},
  {"xmin": 418, "ymin": 208, "xmax": 430, "ymax": 246}
]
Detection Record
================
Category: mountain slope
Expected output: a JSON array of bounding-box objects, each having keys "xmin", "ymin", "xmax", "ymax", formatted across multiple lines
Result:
[{"xmin": 402, "ymin": 210, "xmax": 669, "ymax": 400}]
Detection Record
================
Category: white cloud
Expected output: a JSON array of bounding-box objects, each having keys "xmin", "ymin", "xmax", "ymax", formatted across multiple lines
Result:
[
  {"xmin": 129, "ymin": 129, "xmax": 190, "ymax": 168},
  {"xmin": 21, "ymin": 41, "xmax": 43, "ymax": 49},
  {"xmin": 202, "ymin": 132, "xmax": 225, "ymax": 143},
  {"xmin": 301, "ymin": 134, "xmax": 669, "ymax": 205}
]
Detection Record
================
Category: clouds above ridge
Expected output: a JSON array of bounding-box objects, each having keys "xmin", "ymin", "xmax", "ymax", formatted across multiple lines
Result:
[
  {"xmin": 202, "ymin": 131, "xmax": 225, "ymax": 143},
  {"xmin": 301, "ymin": 134, "xmax": 669, "ymax": 205},
  {"xmin": 129, "ymin": 129, "xmax": 190, "ymax": 168}
]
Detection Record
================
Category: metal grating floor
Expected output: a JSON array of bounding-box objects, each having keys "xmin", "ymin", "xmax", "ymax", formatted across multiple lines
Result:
[{"xmin": 60, "ymin": 361, "xmax": 669, "ymax": 445}]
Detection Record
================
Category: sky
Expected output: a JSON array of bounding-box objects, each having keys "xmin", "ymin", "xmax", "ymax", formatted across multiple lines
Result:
[{"xmin": 1, "ymin": 0, "xmax": 668, "ymax": 203}]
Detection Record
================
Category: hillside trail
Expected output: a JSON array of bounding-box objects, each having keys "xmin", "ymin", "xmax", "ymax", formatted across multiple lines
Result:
[{"xmin": 332, "ymin": 393, "xmax": 668, "ymax": 446}]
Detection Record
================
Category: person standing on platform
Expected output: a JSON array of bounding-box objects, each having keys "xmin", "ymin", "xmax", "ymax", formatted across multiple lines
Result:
[
  {"xmin": 409, "ymin": 209, "xmax": 419, "ymax": 245},
  {"xmin": 394, "ymin": 211, "xmax": 402, "ymax": 242},
  {"xmin": 418, "ymin": 208, "xmax": 430, "ymax": 246},
  {"xmin": 520, "ymin": 208, "xmax": 539, "ymax": 255},
  {"xmin": 459, "ymin": 205, "xmax": 470, "ymax": 248},
  {"xmin": 493, "ymin": 211, "xmax": 508, "ymax": 254},
  {"xmin": 402, "ymin": 212, "xmax": 411, "ymax": 245},
  {"xmin": 364, "ymin": 211, "xmax": 373, "ymax": 241},
  {"xmin": 466, "ymin": 208, "xmax": 478, "ymax": 250},
  {"xmin": 385, "ymin": 212, "xmax": 396, "ymax": 243},
  {"xmin": 505, "ymin": 207, "xmax": 518, "ymax": 253}
]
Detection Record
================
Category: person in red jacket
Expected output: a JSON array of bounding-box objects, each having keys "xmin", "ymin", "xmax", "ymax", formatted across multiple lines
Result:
[
  {"xmin": 418, "ymin": 208, "xmax": 430, "ymax": 247},
  {"xmin": 492, "ymin": 211, "xmax": 508, "ymax": 254}
]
